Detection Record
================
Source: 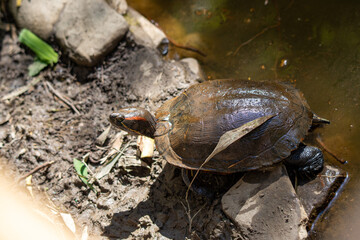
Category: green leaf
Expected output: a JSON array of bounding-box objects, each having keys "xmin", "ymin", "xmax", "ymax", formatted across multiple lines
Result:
[
  {"xmin": 28, "ymin": 60, "xmax": 48, "ymax": 76},
  {"xmin": 73, "ymin": 158, "xmax": 96, "ymax": 193},
  {"xmin": 18, "ymin": 29, "xmax": 58, "ymax": 65},
  {"xmin": 73, "ymin": 158, "xmax": 89, "ymax": 183}
]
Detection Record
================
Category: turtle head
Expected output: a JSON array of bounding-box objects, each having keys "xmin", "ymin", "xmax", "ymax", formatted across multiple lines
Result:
[{"xmin": 109, "ymin": 107, "xmax": 157, "ymax": 138}]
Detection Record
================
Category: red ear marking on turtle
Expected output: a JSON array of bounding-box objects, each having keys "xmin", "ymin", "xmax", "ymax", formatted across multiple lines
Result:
[{"xmin": 125, "ymin": 116, "xmax": 147, "ymax": 121}]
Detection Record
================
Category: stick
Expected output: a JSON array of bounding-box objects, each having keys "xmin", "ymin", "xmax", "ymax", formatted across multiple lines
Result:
[
  {"xmin": 2, "ymin": 76, "xmax": 42, "ymax": 101},
  {"xmin": 18, "ymin": 161, "xmax": 55, "ymax": 181},
  {"xmin": 168, "ymin": 37, "xmax": 207, "ymax": 57},
  {"xmin": 152, "ymin": 21, "xmax": 206, "ymax": 57},
  {"xmin": 45, "ymin": 81, "xmax": 81, "ymax": 115},
  {"xmin": 316, "ymin": 137, "xmax": 346, "ymax": 164},
  {"xmin": 233, "ymin": 22, "xmax": 280, "ymax": 55}
]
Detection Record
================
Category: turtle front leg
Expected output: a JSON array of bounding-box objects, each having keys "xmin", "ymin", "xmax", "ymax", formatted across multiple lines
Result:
[{"xmin": 284, "ymin": 143, "xmax": 324, "ymax": 179}]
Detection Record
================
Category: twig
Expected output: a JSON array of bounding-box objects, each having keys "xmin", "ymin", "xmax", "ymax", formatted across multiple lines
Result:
[
  {"xmin": 101, "ymin": 65, "xmax": 104, "ymax": 83},
  {"xmin": 316, "ymin": 137, "xmax": 346, "ymax": 164},
  {"xmin": 233, "ymin": 22, "xmax": 280, "ymax": 55},
  {"xmin": 152, "ymin": 21, "xmax": 206, "ymax": 57},
  {"xmin": 45, "ymin": 81, "xmax": 81, "ymax": 115},
  {"xmin": 2, "ymin": 76, "xmax": 42, "ymax": 101},
  {"xmin": 167, "ymin": 37, "xmax": 207, "ymax": 57},
  {"xmin": 18, "ymin": 161, "xmax": 55, "ymax": 181},
  {"xmin": 181, "ymin": 201, "xmax": 206, "ymax": 234}
]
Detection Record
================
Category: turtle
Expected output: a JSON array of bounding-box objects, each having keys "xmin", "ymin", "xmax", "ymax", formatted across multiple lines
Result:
[{"xmin": 109, "ymin": 79, "xmax": 328, "ymax": 195}]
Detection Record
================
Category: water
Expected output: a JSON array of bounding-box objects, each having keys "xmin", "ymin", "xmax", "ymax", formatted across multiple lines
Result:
[{"xmin": 128, "ymin": 0, "xmax": 360, "ymax": 238}]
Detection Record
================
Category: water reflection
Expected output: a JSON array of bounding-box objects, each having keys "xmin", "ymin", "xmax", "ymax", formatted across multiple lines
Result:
[{"xmin": 128, "ymin": 0, "xmax": 360, "ymax": 238}]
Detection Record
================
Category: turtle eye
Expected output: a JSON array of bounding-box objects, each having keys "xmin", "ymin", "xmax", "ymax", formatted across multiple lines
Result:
[{"xmin": 109, "ymin": 113, "xmax": 125, "ymax": 127}]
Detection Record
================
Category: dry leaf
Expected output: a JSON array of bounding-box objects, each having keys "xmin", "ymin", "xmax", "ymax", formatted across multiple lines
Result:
[
  {"xmin": 203, "ymin": 115, "xmax": 274, "ymax": 167},
  {"xmin": 96, "ymin": 126, "xmax": 111, "ymax": 146},
  {"xmin": 186, "ymin": 115, "xmax": 275, "ymax": 197},
  {"xmin": 25, "ymin": 175, "xmax": 33, "ymax": 198},
  {"xmin": 60, "ymin": 213, "xmax": 76, "ymax": 234},
  {"xmin": 81, "ymin": 226, "xmax": 89, "ymax": 240},
  {"xmin": 100, "ymin": 132, "xmax": 124, "ymax": 164},
  {"xmin": 137, "ymin": 136, "xmax": 155, "ymax": 158}
]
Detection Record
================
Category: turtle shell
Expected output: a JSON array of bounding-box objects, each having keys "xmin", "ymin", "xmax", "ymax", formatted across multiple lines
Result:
[{"xmin": 155, "ymin": 79, "xmax": 313, "ymax": 173}]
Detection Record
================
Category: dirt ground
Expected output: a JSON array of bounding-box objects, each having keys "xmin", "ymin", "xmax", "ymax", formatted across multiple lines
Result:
[{"xmin": 0, "ymin": 29, "xmax": 245, "ymax": 239}]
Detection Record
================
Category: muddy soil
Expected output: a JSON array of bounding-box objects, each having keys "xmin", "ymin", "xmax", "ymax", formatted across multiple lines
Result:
[{"xmin": 0, "ymin": 31, "xmax": 243, "ymax": 239}]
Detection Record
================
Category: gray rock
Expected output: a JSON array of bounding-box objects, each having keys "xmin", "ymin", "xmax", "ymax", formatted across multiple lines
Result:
[
  {"xmin": 296, "ymin": 164, "xmax": 347, "ymax": 223},
  {"xmin": 55, "ymin": 0, "xmax": 129, "ymax": 66},
  {"xmin": 222, "ymin": 165, "xmax": 308, "ymax": 240},
  {"xmin": 124, "ymin": 48, "xmax": 202, "ymax": 107},
  {"xmin": 106, "ymin": 0, "xmax": 128, "ymax": 15},
  {"xmin": 8, "ymin": 0, "xmax": 68, "ymax": 39},
  {"xmin": 126, "ymin": 7, "xmax": 168, "ymax": 52},
  {"xmin": 180, "ymin": 58, "xmax": 205, "ymax": 82}
]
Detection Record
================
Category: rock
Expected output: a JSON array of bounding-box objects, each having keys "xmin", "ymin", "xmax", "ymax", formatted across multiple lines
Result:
[
  {"xmin": 180, "ymin": 58, "xmax": 205, "ymax": 82},
  {"xmin": 106, "ymin": 0, "xmax": 128, "ymax": 15},
  {"xmin": 296, "ymin": 164, "xmax": 347, "ymax": 224},
  {"xmin": 126, "ymin": 7, "xmax": 168, "ymax": 54},
  {"xmin": 124, "ymin": 48, "xmax": 203, "ymax": 107},
  {"xmin": 8, "ymin": 0, "xmax": 68, "ymax": 39},
  {"xmin": 222, "ymin": 165, "xmax": 308, "ymax": 240},
  {"xmin": 54, "ymin": 0, "xmax": 129, "ymax": 66}
]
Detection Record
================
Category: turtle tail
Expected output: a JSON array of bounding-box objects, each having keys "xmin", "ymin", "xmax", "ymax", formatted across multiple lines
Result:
[{"xmin": 312, "ymin": 113, "xmax": 330, "ymax": 125}]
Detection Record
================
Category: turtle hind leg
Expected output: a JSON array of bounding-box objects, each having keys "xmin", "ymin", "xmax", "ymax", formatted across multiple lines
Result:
[
  {"xmin": 284, "ymin": 143, "xmax": 324, "ymax": 180},
  {"xmin": 181, "ymin": 169, "xmax": 215, "ymax": 199}
]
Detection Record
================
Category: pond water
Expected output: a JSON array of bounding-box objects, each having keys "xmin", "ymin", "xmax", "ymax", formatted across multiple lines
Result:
[{"xmin": 128, "ymin": 0, "xmax": 360, "ymax": 238}]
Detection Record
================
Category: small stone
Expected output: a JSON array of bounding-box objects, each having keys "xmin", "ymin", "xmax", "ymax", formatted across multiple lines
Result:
[
  {"xmin": 106, "ymin": 0, "xmax": 128, "ymax": 15},
  {"xmin": 221, "ymin": 165, "xmax": 308, "ymax": 240},
  {"xmin": 124, "ymin": 48, "xmax": 200, "ymax": 104},
  {"xmin": 180, "ymin": 58, "xmax": 205, "ymax": 82},
  {"xmin": 8, "ymin": 0, "xmax": 68, "ymax": 39},
  {"xmin": 126, "ymin": 7, "xmax": 168, "ymax": 53},
  {"xmin": 55, "ymin": 0, "xmax": 129, "ymax": 66}
]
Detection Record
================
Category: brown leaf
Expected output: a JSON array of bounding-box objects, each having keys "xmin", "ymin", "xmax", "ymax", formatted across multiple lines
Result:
[
  {"xmin": 186, "ymin": 114, "xmax": 275, "ymax": 198},
  {"xmin": 202, "ymin": 114, "xmax": 275, "ymax": 166}
]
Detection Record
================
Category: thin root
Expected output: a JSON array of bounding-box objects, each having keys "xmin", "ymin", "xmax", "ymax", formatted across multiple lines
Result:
[
  {"xmin": 316, "ymin": 137, "xmax": 346, "ymax": 164},
  {"xmin": 18, "ymin": 161, "xmax": 55, "ymax": 182},
  {"xmin": 233, "ymin": 22, "xmax": 280, "ymax": 55},
  {"xmin": 152, "ymin": 21, "xmax": 206, "ymax": 57}
]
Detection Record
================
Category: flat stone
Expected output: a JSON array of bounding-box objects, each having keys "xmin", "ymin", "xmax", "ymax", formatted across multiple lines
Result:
[
  {"xmin": 8, "ymin": 0, "xmax": 68, "ymax": 39},
  {"xmin": 55, "ymin": 0, "xmax": 129, "ymax": 66},
  {"xmin": 222, "ymin": 165, "xmax": 308, "ymax": 240},
  {"xmin": 296, "ymin": 163, "xmax": 347, "ymax": 225},
  {"xmin": 124, "ymin": 48, "xmax": 203, "ymax": 105},
  {"xmin": 126, "ymin": 7, "xmax": 168, "ymax": 53}
]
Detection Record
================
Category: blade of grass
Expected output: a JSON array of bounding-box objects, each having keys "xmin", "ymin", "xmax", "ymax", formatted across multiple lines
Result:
[
  {"xmin": 73, "ymin": 158, "xmax": 96, "ymax": 193},
  {"xmin": 18, "ymin": 29, "xmax": 58, "ymax": 65}
]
